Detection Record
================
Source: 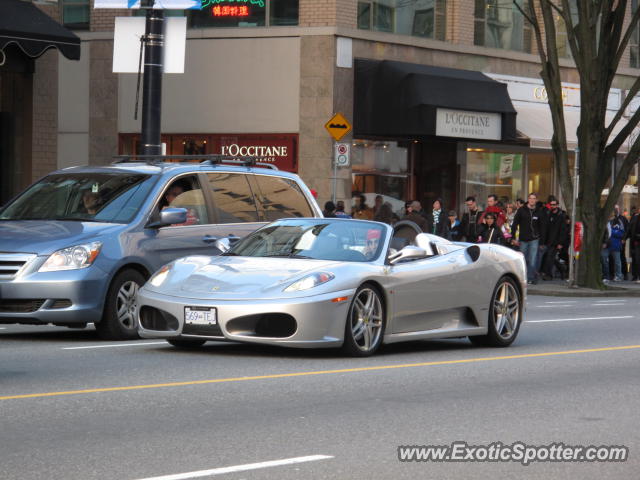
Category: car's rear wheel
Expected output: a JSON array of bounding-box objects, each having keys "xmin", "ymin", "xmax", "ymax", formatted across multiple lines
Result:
[
  {"xmin": 469, "ymin": 276, "xmax": 522, "ymax": 347},
  {"xmin": 96, "ymin": 269, "xmax": 145, "ymax": 340},
  {"xmin": 342, "ymin": 284, "xmax": 385, "ymax": 357},
  {"xmin": 166, "ymin": 338, "xmax": 207, "ymax": 349}
]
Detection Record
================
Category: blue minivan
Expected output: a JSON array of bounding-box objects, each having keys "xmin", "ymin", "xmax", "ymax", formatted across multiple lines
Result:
[{"xmin": 0, "ymin": 160, "xmax": 321, "ymax": 339}]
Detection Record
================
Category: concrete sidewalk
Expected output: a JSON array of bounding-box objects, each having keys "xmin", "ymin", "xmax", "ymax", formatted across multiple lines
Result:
[{"xmin": 527, "ymin": 278, "xmax": 640, "ymax": 297}]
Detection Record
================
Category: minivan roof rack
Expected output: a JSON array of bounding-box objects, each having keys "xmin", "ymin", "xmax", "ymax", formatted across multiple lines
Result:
[{"xmin": 111, "ymin": 154, "xmax": 278, "ymax": 170}]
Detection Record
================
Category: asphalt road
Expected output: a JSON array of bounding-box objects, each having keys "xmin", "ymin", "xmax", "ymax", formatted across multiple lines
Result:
[{"xmin": 2, "ymin": 295, "xmax": 640, "ymax": 480}]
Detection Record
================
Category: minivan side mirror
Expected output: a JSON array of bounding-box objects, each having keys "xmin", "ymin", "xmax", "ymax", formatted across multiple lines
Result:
[{"xmin": 147, "ymin": 208, "xmax": 188, "ymax": 228}]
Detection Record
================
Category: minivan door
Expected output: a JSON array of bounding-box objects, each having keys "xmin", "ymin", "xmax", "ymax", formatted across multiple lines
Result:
[{"xmin": 142, "ymin": 174, "xmax": 225, "ymax": 269}]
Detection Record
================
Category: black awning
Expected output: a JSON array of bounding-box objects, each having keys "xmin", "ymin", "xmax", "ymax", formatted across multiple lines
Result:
[
  {"xmin": 0, "ymin": 0, "xmax": 80, "ymax": 61},
  {"xmin": 354, "ymin": 59, "xmax": 517, "ymax": 140}
]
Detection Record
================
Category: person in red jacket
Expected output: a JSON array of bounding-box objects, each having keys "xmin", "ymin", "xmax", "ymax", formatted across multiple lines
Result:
[{"xmin": 480, "ymin": 194, "xmax": 506, "ymax": 227}]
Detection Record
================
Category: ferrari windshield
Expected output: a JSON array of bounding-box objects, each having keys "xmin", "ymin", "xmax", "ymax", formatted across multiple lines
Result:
[
  {"xmin": 229, "ymin": 219, "xmax": 387, "ymax": 262},
  {"xmin": 0, "ymin": 172, "xmax": 154, "ymax": 223}
]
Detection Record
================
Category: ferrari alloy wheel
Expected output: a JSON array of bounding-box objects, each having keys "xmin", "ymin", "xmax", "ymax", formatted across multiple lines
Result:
[
  {"xmin": 96, "ymin": 269, "xmax": 145, "ymax": 340},
  {"xmin": 343, "ymin": 284, "xmax": 385, "ymax": 357},
  {"xmin": 470, "ymin": 276, "xmax": 522, "ymax": 347}
]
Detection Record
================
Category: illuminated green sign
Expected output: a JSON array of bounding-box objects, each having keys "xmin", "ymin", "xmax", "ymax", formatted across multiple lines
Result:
[{"xmin": 201, "ymin": 0, "xmax": 265, "ymax": 8}]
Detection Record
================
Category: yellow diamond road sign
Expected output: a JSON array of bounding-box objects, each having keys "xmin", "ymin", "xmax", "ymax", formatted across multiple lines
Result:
[{"xmin": 325, "ymin": 113, "xmax": 352, "ymax": 141}]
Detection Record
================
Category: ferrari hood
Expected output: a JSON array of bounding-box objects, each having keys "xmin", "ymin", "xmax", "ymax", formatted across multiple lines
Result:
[{"xmin": 148, "ymin": 255, "xmax": 341, "ymax": 299}]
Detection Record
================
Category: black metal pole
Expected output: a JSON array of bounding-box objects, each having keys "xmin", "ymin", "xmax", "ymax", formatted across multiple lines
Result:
[{"xmin": 140, "ymin": 7, "xmax": 164, "ymax": 156}]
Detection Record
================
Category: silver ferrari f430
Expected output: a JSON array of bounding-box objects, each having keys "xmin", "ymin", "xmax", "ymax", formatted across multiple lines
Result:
[{"xmin": 137, "ymin": 218, "xmax": 527, "ymax": 356}]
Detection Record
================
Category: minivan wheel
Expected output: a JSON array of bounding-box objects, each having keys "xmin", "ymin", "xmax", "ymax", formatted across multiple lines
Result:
[{"xmin": 96, "ymin": 269, "xmax": 146, "ymax": 340}]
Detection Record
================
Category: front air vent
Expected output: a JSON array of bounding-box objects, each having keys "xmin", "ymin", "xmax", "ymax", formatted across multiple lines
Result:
[{"xmin": 0, "ymin": 253, "xmax": 36, "ymax": 279}]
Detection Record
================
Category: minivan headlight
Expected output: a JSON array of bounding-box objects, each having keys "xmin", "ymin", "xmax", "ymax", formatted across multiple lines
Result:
[
  {"xmin": 284, "ymin": 272, "xmax": 334, "ymax": 292},
  {"xmin": 39, "ymin": 242, "xmax": 102, "ymax": 272}
]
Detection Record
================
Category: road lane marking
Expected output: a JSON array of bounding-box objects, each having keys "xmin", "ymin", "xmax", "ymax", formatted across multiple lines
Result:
[
  {"xmin": 62, "ymin": 342, "xmax": 166, "ymax": 350},
  {"xmin": 592, "ymin": 299, "xmax": 628, "ymax": 303},
  {"xmin": 133, "ymin": 455, "xmax": 334, "ymax": 480},
  {"xmin": 535, "ymin": 305, "xmax": 573, "ymax": 308},
  {"xmin": 544, "ymin": 301, "xmax": 577, "ymax": 303},
  {"xmin": 527, "ymin": 316, "xmax": 634, "ymax": 323},
  {"xmin": 590, "ymin": 303, "xmax": 626, "ymax": 306},
  {"xmin": 3, "ymin": 344, "xmax": 640, "ymax": 401}
]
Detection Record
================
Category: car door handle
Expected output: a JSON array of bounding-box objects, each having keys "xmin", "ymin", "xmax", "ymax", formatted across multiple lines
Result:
[
  {"xmin": 202, "ymin": 235, "xmax": 219, "ymax": 244},
  {"xmin": 448, "ymin": 257, "xmax": 457, "ymax": 263}
]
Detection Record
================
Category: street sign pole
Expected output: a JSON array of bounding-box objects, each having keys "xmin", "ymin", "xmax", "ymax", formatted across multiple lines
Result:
[
  {"xmin": 140, "ymin": 2, "xmax": 164, "ymax": 155},
  {"xmin": 569, "ymin": 146, "xmax": 579, "ymax": 287},
  {"xmin": 332, "ymin": 141, "xmax": 338, "ymax": 203}
]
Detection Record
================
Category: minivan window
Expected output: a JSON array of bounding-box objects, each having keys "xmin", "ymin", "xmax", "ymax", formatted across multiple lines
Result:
[
  {"xmin": 207, "ymin": 173, "xmax": 259, "ymax": 223},
  {"xmin": 0, "ymin": 173, "xmax": 152, "ymax": 223},
  {"xmin": 157, "ymin": 176, "xmax": 209, "ymax": 226},
  {"xmin": 252, "ymin": 175, "xmax": 314, "ymax": 221}
]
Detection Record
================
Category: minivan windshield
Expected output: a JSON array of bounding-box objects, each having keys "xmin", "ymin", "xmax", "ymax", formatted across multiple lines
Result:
[{"xmin": 0, "ymin": 172, "xmax": 154, "ymax": 223}]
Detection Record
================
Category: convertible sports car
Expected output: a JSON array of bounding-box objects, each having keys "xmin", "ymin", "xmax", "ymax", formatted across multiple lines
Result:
[{"xmin": 137, "ymin": 218, "xmax": 526, "ymax": 356}]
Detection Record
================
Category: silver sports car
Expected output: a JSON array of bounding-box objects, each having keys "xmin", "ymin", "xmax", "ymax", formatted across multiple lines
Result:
[{"xmin": 137, "ymin": 218, "xmax": 526, "ymax": 356}]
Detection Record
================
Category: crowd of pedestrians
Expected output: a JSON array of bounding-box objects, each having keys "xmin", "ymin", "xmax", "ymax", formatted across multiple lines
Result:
[{"xmin": 324, "ymin": 192, "xmax": 640, "ymax": 286}]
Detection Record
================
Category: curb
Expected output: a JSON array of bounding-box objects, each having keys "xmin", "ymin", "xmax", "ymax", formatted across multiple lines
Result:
[{"xmin": 528, "ymin": 286, "xmax": 640, "ymax": 298}]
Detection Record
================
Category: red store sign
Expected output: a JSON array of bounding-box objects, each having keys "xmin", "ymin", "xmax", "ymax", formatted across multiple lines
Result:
[
  {"xmin": 216, "ymin": 134, "xmax": 298, "ymax": 172},
  {"xmin": 119, "ymin": 133, "xmax": 299, "ymax": 173}
]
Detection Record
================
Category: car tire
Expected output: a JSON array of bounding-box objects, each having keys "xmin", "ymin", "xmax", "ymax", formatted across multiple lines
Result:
[
  {"xmin": 469, "ymin": 276, "xmax": 522, "ymax": 347},
  {"xmin": 96, "ymin": 269, "xmax": 146, "ymax": 340},
  {"xmin": 342, "ymin": 283, "xmax": 386, "ymax": 357},
  {"xmin": 166, "ymin": 338, "xmax": 207, "ymax": 349}
]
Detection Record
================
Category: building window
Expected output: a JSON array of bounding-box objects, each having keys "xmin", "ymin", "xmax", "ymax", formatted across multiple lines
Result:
[
  {"xmin": 556, "ymin": 0, "xmax": 577, "ymax": 58},
  {"xmin": 632, "ymin": 0, "xmax": 639, "ymax": 68},
  {"xmin": 62, "ymin": 0, "xmax": 90, "ymax": 30},
  {"xmin": 357, "ymin": 0, "xmax": 446, "ymax": 41},
  {"xmin": 189, "ymin": 0, "xmax": 298, "ymax": 28},
  {"xmin": 474, "ymin": 0, "xmax": 532, "ymax": 53}
]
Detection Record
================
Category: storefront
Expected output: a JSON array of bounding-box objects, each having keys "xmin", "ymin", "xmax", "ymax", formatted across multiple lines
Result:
[
  {"xmin": 119, "ymin": 133, "xmax": 299, "ymax": 172},
  {"xmin": 352, "ymin": 59, "xmax": 520, "ymax": 214},
  {"xmin": 0, "ymin": 0, "xmax": 80, "ymax": 204}
]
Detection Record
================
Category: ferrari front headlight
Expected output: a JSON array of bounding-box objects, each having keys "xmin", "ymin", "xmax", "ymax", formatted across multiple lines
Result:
[
  {"xmin": 149, "ymin": 264, "xmax": 172, "ymax": 287},
  {"xmin": 284, "ymin": 272, "xmax": 334, "ymax": 292},
  {"xmin": 39, "ymin": 242, "xmax": 102, "ymax": 272}
]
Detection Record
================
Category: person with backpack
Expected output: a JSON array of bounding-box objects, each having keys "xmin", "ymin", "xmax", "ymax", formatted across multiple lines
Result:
[
  {"xmin": 601, "ymin": 213, "xmax": 625, "ymax": 282},
  {"xmin": 478, "ymin": 212, "xmax": 505, "ymax": 245}
]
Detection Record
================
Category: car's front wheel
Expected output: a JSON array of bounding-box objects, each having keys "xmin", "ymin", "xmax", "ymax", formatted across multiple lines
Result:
[
  {"xmin": 342, "ymin": 283, "xmax": 385, "ymax": 357},
  {"xmin": 96, "ymin": 269, "xmax": 146, "ymax": 340},
  {"xmin": 469, "ymin": 276, "xmax": 522, "ymax": 347}
]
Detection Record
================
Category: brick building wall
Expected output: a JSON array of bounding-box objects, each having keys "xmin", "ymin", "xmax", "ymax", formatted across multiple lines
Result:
[{"xmin": 31, "ymin": 3, "xmax": 61, "ymax": 182}]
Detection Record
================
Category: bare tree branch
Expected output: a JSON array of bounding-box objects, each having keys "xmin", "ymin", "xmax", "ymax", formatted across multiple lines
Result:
[
  {"xmin": 613, "ymin": 0, "xmax": 640, "ymax": 68},
  {"xmin": 603, "ymin": 142, "xmax": 640, "ymax": 216},
  {"xmin": 605, "ymin": 74, "xmax": 640, "ymax": 142}
]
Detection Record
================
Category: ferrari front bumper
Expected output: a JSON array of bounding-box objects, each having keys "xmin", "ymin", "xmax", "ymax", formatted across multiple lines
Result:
[{"xmin": 136, "ymin": 287, "xmax": 357, "ymax": 348}]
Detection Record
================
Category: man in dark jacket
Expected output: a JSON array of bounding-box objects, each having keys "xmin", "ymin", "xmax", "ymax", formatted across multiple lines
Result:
[
  {"xmin": 511, "ymin": 192, "xmax": 548, "ymax": 284},
  {"xmin": 460, "ymin": 196, "xmax": 483, "ymax": 242},
  {"xmin": 541, "ymin": 199, "xmax": 567, "ymax": 280},
  {"xmin": 627, "ymin": 207, "xmax": 639, "ymax": 282},
  {"xmin": 401, "ymin": 200, "xmax": 428, "ymax": 232},
  {"xmin": 613, "ymin": 205, "xmax": 630, "ymax": 280}
]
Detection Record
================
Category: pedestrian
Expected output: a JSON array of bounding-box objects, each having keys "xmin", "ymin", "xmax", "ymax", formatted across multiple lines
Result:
[
  {"xmin": 353, "ymin": 194, "xmax": 373, "ymax": 220},
  {"xmin": 323, "ymin": 201, "xmax": 337, "ymax": 218},
  {"xmin": 460, "ymin": 195, "xmax": 483, "ymax": 243},
  {"xmin": 448, "ymin": 210, "xmax": 462, "ymax": 241},
  {"xmin": 628, "ymin": 206, "xmax": 640, "ymax": 282},
  {"xmin": 480, "ymin": 194, "xmax": 506, "ymax": 227},
  {"xmin": 426, "ymin": 198, "xmax": 449, "ymax": 238},
  {"xmin": 541, "ymin": 199, "xmax": 567, "ymax": 280},
  {"xmin": 374, "ymin": 201, "xmax": 397, "ymax": 225},
  {"xmin": 373, "ymin": 194, "xmax": 384, "ymax": 218},
  {"xmin": 335, "ymin": 200, "xmax": 351, "ymax": 218},
  {"xmin": 601, "ymin": 212, "xmax": 625, "ymax": 281},
  {"xmin": 401, "ymin": 200, "xmax": 429, "ymax": 232},
  {"xmin": 503, "ymin": 202, "xmax": 517, "ymax": 247},
  {"xmin": 478, "ymin": 212, "xmax": 505, "ymax": 245},
  {"xmin": 613, "ymin": 204, "xmax": 630, "ymax": 280},
  {"xmin": 511, "ymin": 192, "xmax": 548, "ymax": 284}
]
